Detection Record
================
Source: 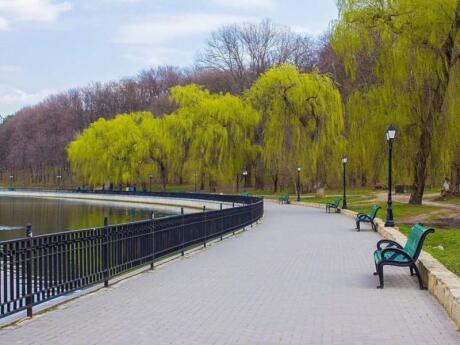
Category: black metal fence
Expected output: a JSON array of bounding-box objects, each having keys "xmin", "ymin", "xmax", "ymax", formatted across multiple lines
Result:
[{"xmin": 0, "ymin": 191, "xmax": 263, "ymax": 319}]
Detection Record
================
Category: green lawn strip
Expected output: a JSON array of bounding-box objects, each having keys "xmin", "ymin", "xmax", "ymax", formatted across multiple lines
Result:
[
  {"xmin": 398, "ymin": 225, "xmax": 460, "ymax": 276},
  {"xmin": 301, "ymin": 194, "xmax": 377, "ymax": 205},
  {"xmin": 348, "ymin": 201, "xmax": 439, "ymax": 221}
]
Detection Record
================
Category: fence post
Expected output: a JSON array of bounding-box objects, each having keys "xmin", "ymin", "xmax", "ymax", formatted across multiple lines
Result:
[
  {"xmin": 181, "ymin": 208, "xmax": 185, "ymax": 256},
  {"xmin": 150, "ymin": 212, "xmax": 155, "ymax": 270},
  {"xmin": 251, "ymin": 201, "xmax": 254, "ymax": 228},
  {"xmin": 220, "ymin": 203, "xmax": 223, "ymax": 240},
  {"xmin": 26, "ymin": 223, "xmax": 33, "ymax": 318},
  {"xmin": 203, "ymin": 205, "xmax": 207, "ymax": 248},
  {"xmin": 103, "ymin": 217, "xmax": 109, "ymax": 287}
]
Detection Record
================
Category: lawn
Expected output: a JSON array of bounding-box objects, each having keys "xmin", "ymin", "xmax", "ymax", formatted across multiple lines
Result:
[{"xmin": 399, "ymin": 225, "xmax": 460, "ymax": 276}]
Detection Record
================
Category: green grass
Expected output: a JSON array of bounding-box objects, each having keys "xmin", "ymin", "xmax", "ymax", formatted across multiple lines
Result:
[
  {"xmin": 348, "ymin": 202, "xmax": 439, "ymax": 221},
  {"xmin": 301, "ymin": 194, "xmax": 377, "ymax": 205},
  {"xmin": 399, "ymin": 225, "xmax": 460, "ymax": 276}
]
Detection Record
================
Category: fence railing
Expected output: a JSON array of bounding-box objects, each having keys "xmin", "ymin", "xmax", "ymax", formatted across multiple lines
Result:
[{"xmin": 0, "ymin": 191, "xmax": 264, "ymax": 319}]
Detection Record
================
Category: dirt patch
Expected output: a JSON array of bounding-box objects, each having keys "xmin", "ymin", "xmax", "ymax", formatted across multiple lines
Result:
[{"xmin": 429, "ymin": 216, "xmax": 460, "ymax": 229}]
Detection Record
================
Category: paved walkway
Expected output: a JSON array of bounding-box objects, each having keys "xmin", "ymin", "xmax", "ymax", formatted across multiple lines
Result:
[{"xmin": 1, "ymin": 202, "xmax": 459, "ymax": 344}]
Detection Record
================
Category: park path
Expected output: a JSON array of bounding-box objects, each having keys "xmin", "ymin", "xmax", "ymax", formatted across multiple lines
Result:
[{"xmin": 1, "ymin": 202, "xmax": 459, "ymax": 345}]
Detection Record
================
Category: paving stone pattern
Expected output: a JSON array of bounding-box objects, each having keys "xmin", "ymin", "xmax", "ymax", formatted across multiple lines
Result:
[{"xmin": 1, "ymin": 202, "xmax": 459, "ymax": 344}]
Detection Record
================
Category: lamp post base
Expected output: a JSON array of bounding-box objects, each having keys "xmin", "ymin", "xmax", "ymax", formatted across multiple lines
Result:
[{"xmin": 384, "ymin": 220, "xmax": 395, "ymax": 227}]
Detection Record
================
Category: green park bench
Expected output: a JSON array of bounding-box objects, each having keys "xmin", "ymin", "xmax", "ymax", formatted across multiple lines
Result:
[
  {"xmin": 355, "ymin": 205, "xmax": 381, "ymax": 232},
  {"xmin": 373, "ymin": 223, "xmax": 434, "ymax": 289},
  {"xmin": 325, "ymin": 197, "xmax": 341, "ymax": 213},
  {"xmin": 278, "ymin": 194, "xmax": 290, "ymax": 204},
  {"xmin": 241, "ymin": 192, "xmax": 249, "ymax": 197}
]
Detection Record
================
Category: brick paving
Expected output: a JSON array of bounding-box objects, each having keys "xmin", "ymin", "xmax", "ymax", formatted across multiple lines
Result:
[{"xmin": 1, "ymin": 202, "xmax": 459, "ymax": 344}]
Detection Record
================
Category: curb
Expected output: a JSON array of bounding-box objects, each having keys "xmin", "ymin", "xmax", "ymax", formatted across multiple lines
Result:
[{"xmin": 294, "ymin": 201, "xmax": 460, "ymax": 330}]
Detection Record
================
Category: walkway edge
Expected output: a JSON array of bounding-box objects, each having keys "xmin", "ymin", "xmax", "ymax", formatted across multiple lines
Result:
[{"xmin": 293, "ymin": 200, "xmax": 460, "ymax": 330}]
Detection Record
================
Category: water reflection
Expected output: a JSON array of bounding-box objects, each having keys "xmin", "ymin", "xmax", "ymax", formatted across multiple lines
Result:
[{"xmin": 0, "ymin": 196, "xmax": 174, "ymax": 241}]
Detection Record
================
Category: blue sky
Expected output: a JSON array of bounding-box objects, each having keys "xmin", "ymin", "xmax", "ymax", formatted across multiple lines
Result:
[{"xmin": 0, "ymin": 0, "xmax": 338, "ymax": 115}]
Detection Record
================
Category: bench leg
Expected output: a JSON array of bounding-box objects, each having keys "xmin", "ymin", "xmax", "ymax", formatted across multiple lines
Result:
[
  {"xmin": 371, "ymin": 221, "xmax": 376, "ymax": 232},
  {"xmin": 410, "ymin": 266, "xmax": 414, "ymax": 276},
  {"xmin": 411, "ymin": 264, "xmax": 425, "ymax": 289},
  {"xmin": 356, "ymin": 219, "xmax": 361, "ymax": 232},
  {"xmin": 376, "ymin": 264, "xmax": 384, "ymax": 289}
]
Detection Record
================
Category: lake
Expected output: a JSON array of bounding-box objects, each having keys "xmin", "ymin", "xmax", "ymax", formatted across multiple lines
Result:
[{"xmin": 0, "ymin": 195, "xmax": 175, "ymax": 241}]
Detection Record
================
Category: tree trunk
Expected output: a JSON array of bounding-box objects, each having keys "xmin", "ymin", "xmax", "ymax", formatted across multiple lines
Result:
[
  {"xmin": 209, "ymin": 180, "xmax": 217, "ymax": 193},
  {"xmin": 409, "ymin": 2, "xmax": 459, "ymax": 204},
  {"xmin": 254, "ymin": 154, "xmax": 265, "ymax": 190},
  {"xmin": 159, "ymin": 164, "xmax": 167, "ymax": 192},
  {"xmin": 409, "ymin": 112, "xmax": 433, "ymax": 204},
  {"xmin": 272, "ymin": 174, "xmax": 278, "ymax": 193}
]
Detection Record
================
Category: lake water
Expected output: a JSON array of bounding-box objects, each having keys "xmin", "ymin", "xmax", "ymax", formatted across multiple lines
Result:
[{"xmin": 0, "ymin": 195, "xmax": 175, "ymax": 241}]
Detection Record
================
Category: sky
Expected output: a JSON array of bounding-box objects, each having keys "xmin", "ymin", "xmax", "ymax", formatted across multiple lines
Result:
[{"xmin": 0, "ymin": 0, "xmax": 338, "ymax": 116}]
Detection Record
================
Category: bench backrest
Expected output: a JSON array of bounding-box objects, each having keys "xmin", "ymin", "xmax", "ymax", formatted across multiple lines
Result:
[
  {"xmin": 403, "ymin": 224, "xmax": 435, "ymax": 259},
  {"xmin": 241, "ymin": 192, "xmax": 249, "ymax": 197},
  {"xmin": 283, "ymin": 194, "xmax": 289, "ymax": 200},
  {"xmin": 334, "ymin": 197, "xmax": 341, "ymax": 206},
  {"xmin": 369, "ymin": 205, "xmax": 381, "ymax": 220}
]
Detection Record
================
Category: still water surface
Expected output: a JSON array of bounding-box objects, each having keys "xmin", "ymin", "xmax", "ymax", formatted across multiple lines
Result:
[{"xmin": 0, "ymin": 196, "xmax": 175, "ymax": 241}]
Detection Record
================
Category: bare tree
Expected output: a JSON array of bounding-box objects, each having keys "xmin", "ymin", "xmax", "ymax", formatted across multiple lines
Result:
[{"xmin": 197, "ymin": 19, "xmax": 318, "ymax": 92}]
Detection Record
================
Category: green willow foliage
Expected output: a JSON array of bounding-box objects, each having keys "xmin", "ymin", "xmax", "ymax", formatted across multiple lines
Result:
[
  {"xmin": 332, "ymin": 0, "xmax": 460, "ymax": 203},
  {"xmin": 67, "ymin": 66, "xmax": 345, "ymax": 191},
  {"xmin": 247, "ymin": 65, "xmax": 345, "ymax": 191}
]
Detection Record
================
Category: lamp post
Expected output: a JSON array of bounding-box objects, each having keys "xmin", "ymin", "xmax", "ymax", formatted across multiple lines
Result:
[
  {"xmin": 342, "ymin": 156, "xmax": 348, "ymax": 209},
  {"xmin": 385, "ymin": 125, "xmax": 396, "ymax": 227},
  {"xmin": 297, "ymin": 167, "xmax": 301, "ymax": 202},
  {"xmin": 194, "ymin": 172, "xmax": 197, "ymax": 193},
  {"xmin": 9, "ymin": 175, "xmax": 14, "ymax": 190},
  {"xmin": 242, "ymin": 170, "xmax": 248, "ymax": 191},
  {"xmin": 149, "ymin": 175, "xmax": 153, "ymax": 192},
  {"xmin": 56, "ymin": 175, "xmax": 62, "ymax": 190}
]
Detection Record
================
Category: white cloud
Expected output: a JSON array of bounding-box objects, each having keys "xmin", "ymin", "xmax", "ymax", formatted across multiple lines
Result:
[
  {"xmin": 116, "ymin": 13, "xmax": 258, "ymax": 45},
  {"xmin": 0, "ymin": 85, "xmax": 55, "ymax": 114},
  {"xmin": 213, "ymin": 0, "xmax": 275, "ymax": 10},
  {"xmin": 0, "ymin": 0, "xmax": 71, "ymax": 31}
]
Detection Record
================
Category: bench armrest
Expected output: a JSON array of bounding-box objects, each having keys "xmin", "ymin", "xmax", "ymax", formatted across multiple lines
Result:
[
  {"xmin": 381, "ymin": 247, "xmax": 413, "ymax": 263},
  {"xmin": 377, "ymin": 239, "xmax": 403, "ymax": 250}
]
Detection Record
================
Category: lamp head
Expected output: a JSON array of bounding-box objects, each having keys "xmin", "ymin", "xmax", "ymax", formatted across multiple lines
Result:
[
  {"xmin": 386, "ymin": 124, "xmax": 396, "ymax": 142},
  {"xmin": 342, "ymin": 156, "xmax": 348, "ymax": 164}
]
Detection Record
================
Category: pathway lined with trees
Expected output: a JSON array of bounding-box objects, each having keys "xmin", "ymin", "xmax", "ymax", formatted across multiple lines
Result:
[{"xmin": 1, "ymin": 202, "xmax": 459, "ymax": 344}]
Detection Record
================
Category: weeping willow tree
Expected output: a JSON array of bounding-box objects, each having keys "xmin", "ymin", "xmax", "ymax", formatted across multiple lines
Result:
[
  {"xmin": 247, "ymin": 64, "xmax": 345, "ymax": 192},
  {"xmin": 332, "ymin": 0, "xmax": 460, "ymax": 204},
  {"xmin": 68, "ymin": 112, "xmax": 177, "ymax": 190},
  {"xmin": 67, "ymin": 114, "xmax": 143, "ymax": 186},
  {"xmin": 170, "ymin": 84, "xmax": 260, "ymax": 191}
]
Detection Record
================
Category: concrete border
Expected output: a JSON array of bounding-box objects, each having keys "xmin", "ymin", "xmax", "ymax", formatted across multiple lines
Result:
[
  {"xmin": 294, "ymin": 200, "xmax": 460, "ymax": 330},
  {"xmin": 0, "ymin": 190, "xmax": 236, "ymax": 212}
]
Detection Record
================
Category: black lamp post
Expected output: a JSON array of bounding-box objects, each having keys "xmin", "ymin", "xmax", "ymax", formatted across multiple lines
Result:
[
  {"xmin": 342, "ymin": 156, "xmax": 348, "ymax": 209},
  {"xmin": 149, "ymin": 175, "xmax": 153, "ymax": 192},
  {"xmin": 385, "ymin": 124, "xmax": 396, "ymax": 227},
  {"xmin": 242, "ymin": 170, "xmax": 248, "ymax": 191},
  {"xmin": 194, "ymin": 172, "xmax": 197, "ymax": 193},
  {"xmin": 9, "ymin": 175, "xmax": 14, "ymax": 190},
  {"xmin": 297, "ymin": 167, "xmax": 301, "ymax": 202},
  {"xmin": 56, "ymin": 175, "xmax": 62, "ymax": 190}
]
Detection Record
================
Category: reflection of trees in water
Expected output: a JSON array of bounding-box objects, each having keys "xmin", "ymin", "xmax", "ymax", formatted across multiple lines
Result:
[{"xmin": 0, "ymin": 197, "xmax": 171, "ymax": 240}]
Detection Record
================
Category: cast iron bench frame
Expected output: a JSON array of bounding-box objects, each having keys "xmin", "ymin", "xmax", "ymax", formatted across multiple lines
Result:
[
  {"xmin": 356, "ymin": 205, "xmax": 381, "ymax": 231},
  {"xmin": 325, "ymin": 197, "xmax": 341, "ymax": 213},
  {"xmin": 373, "ymin": 223, "xmax": 434, "ymax": 289}
]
